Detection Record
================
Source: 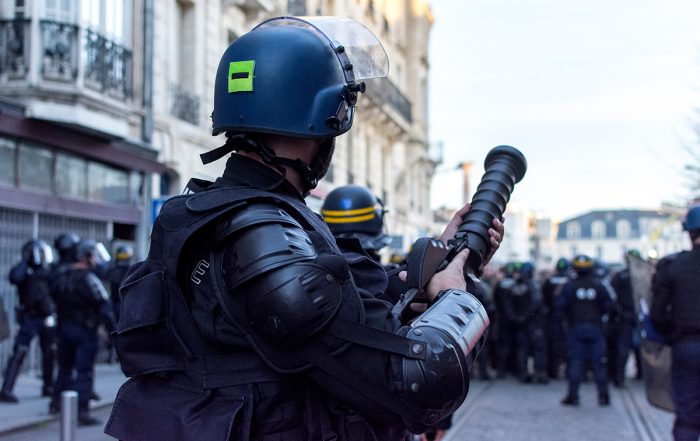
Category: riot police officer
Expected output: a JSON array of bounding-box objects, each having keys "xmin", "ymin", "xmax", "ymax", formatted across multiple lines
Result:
[
  {"xmin": 542, "ymin": 258, "xmax": 569, "ymax": 379},
  {"xmin": 557, "ymin": 254, "xmax": 614, "ymax": 406},
  {"xmin": 505, "ymin": 262, "xmax": 547, "ymax": 383},
  {"xmin": 651, "ymin": 205, "xmax": 700, "ymax": 441},
  {"xmin": 49, "ymin": 240, "xmax": 115, "ymax": 426},
  {"xmin": 105, "ymin": 17, "xmax": 503, "ymax": 441},
  {"xmin": 0, "ymin": 240, "xmax": 56, "ymax": 402}
]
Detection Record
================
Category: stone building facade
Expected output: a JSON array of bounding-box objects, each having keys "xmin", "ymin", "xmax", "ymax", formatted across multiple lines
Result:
[{"xmin": 0, "ymin": 0, "xmax": 435, "ymax": 366}]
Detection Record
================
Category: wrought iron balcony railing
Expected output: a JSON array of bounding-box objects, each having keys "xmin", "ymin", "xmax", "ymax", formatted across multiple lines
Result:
[
  {"xmin": 364, "ymin": 76, "xmax": 412, "ymax": 124},
  {"xmin": 170, "ymin": 84, "xmax": 200, "ymax": 125},
  {"xmin": 0, "ymin": 18, "xmax": 30, "ymax": 79},
  {"xmin": 0, "ymin": 18, "xmax": 132, "ymax": 100}
]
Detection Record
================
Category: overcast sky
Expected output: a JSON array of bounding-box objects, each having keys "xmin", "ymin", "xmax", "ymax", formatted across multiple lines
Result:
[{"xmin": 428, "ymin": 0, "xmax": 700, "ymax": 220}]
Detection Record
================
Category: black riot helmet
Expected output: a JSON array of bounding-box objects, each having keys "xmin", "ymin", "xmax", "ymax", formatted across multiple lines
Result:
[
  {"xmin": 72, "ymin": 240, "xmax": 111, "ymax": 267},
  {"xmin": 206, "ymin": 17, "xmax": 389, "ymax": 195},
  {"xmin": 321, "ymin": 185, "xmax": 390, "ymax": 251},
  {"xmin": 53, "ymin": 233, "xmax": 80, "ymax": 262},
  {"xmin": 571, "ymin": 254, "xmax": 594, "ymax": 275},
  {"xmin": 21, "ymin": 239, "xmax": 55, "ymax": 269}
]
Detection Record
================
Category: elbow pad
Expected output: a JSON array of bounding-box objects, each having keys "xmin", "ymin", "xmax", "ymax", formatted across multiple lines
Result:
[{"xmin": 400, "ymin": 289, "xmax": 490, "ymax": 428}]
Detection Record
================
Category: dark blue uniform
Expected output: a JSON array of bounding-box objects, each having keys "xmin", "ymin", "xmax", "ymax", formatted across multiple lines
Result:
[
  {"xmin": 556, "ymin": 273, "xmax": 614, "ymax": 403},
  {"xmin": 50, "ymin": 267, "xmax": 115, "ymax": 421},
  {"xmin": 651, "ymin": 245, "xmax": 700, "ymax": 441},
  {"xmin": 542, "ymin": 273, "xmax": 568, "ymax": 379},
  {"xmin": 0, "ymin": 263, "xmax": 56, "ymax": 401},
  {"xmin": 505, "ymin": 277, "xmax": 547, "ymax": 383}
]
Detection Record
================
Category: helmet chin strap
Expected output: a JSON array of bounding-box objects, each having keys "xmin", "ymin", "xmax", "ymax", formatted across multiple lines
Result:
[{"xmin": 209, "ymin": 133, "xmax": 333, "ymax": 197}]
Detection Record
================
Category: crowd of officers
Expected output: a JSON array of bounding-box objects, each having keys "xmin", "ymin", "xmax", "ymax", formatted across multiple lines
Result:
[
  {"xmin": 475, "ymin": 251, "xmax": 643, "ymax": 406},
  {"xmin": 0, "ymin": 234, "xmax": 133, "ymax": 426}
]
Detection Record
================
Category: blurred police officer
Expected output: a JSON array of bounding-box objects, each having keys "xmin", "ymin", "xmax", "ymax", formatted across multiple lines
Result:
[
  {"xmin": 557, "ymin": 255, "xmax": 614, "ymax": 406},
  {"xmin": 106, "ymin": 17, "xmax": 502, "ymax": 441},
  {"xmin": 494, "ymin": 262, "xmax": 516, "ymax": 379},
  {"xmin": 49, "ymin": 240, "xmax": 115, "ymax": 426},
  {"xmin": 610, "ymin": 250, "xmax": 641, "ymax": 387},
  {"xmin": 651, "ymin": 205, "xmax": 700, "ymax": 441},
  {"xmin": 505, "ymin": 262, "xmax": 547, "ymax": 383},
  {"xmin": 0, "ymin": 240, "xmax": 56, "ymax": 402},
  {"xmin": 542, "ymin": 258, "xmax": 569, "ymax": 379}
]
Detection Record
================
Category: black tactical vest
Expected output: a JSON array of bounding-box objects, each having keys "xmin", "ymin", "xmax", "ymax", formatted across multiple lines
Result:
[{"xmin": 106, "ymin": 182, "xmax": 417, "ymax": 441}]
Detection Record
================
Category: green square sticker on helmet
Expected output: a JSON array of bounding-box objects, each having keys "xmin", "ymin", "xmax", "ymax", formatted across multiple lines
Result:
[{"xmin": 228, "ymin": 60, "xmax": 255, "ymax": 93}]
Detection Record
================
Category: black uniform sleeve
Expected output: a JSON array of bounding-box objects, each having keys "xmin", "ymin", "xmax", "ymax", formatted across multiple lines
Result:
[{"xmin": 217, "ymin": 204, "xmax": 486, "ymax": 433}]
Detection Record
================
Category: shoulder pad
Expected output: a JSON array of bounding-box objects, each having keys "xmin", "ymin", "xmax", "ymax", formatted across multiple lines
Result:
[
  {"xmin": 85, "ymin": 272, "xmax": 109, "ymax": 302},
  {"xmin": 220, "ymin": 204, "xmax": 317, "ymax": 289},
  {"xmin": 216, "ymin": 202, "xmax": 304, "ymax": 243}
]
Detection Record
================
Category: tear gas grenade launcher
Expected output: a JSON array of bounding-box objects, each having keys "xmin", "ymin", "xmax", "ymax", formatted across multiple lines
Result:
[{"xmin": 392, "ymin": 145, "xmax": 527, "ymax": 321}]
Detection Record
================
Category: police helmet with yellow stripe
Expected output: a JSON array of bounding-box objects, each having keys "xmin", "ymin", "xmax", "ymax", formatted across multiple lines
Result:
[
  {"xmin": 321, "ymin": 185, "xmax": 389, "ymax": 250},
  {"xmin": 571, "ymin": 254, "xmax": 594, "ymax": 274}
]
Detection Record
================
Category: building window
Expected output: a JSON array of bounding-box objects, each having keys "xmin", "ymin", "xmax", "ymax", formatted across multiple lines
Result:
[
  {"xmin": 45, "ymin": 0, "xmax": 74, "ymax": 22},
  {"xmin": 616, "ymin": 219, "xmax": 631, "ymax": 239},
  {"xmin": 18, "ymin": 143, "xmax": 53, "ymax": 193},
  {"xmin": 3, "ymin": 139, "xmax": 137, "ymax": 206},
  {"xmin": 55, "ymin": 153, "xmax": 87, "ymax": 199},
  {"xmin": 88, "ymin": 162, "xmax": 129, "ymax": 204},
  {"xmin": 591, "ymin": 220, "xmax": 606, "ymax": 239},
  {"xmin": 567, "ymin": 222, "xmax": 581, "ymax": 239},
  {"xmin": 129, "ymin": 171, "xmax": 143, "ymax": 205},
  {"xmin": 0, "ymin": 138, "xmax": 16, "ymax": 186},
  {"xmin": 80, "ymin": 0, "xmax": 132, "ymax": 45}
]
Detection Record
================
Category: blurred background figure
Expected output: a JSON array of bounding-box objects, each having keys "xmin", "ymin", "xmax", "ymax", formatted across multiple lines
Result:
[
  {"xmin": 610, "ymin": 249, "xmax": 643, "ymax": 388},
  {"xmin": 105, "ymin": 245, "xmax": 135, "ymax": 323},
  {"xmin": 0, "ymin": 240, "xmax": 57, "ymax": 403},
  {"xmin": 542, "ymin": 258, "xmax": 570, "ymax": 379},
  {"xmin": 506, "ymin": 261, "xmax": 547, "ymax": 384},
  {"xmin": 49, "ymin": 240, "xmax": 116, "ymax": 426},
  {"xmin": 494, "ymin": 262, "xmax": 516, "ymax": 379},
  {"xmin": 651, "ymin": 205, "xmax": 700, "ymax": 441},
  {"xmin": 557, "ymin": 254, "xmax": 614, "ymax": 406}
]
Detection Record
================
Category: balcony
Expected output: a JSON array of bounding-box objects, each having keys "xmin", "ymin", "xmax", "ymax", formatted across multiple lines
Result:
[
  {"xmin": 364, "ymin": 76, "xmax": 412, "ymax": 124},
  {"xmin": 170, "ymin": 84, "xmax": 200, "ymax": 126},
  {"xmin": 0, "ymin": 18, "xmax": 132, "ymax": 100}
]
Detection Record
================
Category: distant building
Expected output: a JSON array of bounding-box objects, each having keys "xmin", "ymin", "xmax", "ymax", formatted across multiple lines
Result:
[{"xmin": 556, "ymin": 209, "xmax": 688, "ymax": 264}]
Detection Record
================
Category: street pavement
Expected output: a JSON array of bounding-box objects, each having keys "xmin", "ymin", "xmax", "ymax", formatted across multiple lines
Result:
[
  {"xmin": 0, "ymin": 365, "xmax": 676, "ymax": 441},
  {"xmin": 445, "ymin": 377, "xmax": 675, "ymax": 441},
  {"xmin": 0, "ymin": 363, "xmax": 125, "ymax": 439}
]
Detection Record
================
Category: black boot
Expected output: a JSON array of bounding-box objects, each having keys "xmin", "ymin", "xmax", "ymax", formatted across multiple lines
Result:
[
  {"xmin": 561, "ymin": 395, "xmax": 579, "ymax": 406},
  {"xmin": 598, "ymin": 391, "xmax": 610, "ymax": 406},
  {"xmin": 0, "ymin": 347, "xmax": 27, "ymax": 403}
]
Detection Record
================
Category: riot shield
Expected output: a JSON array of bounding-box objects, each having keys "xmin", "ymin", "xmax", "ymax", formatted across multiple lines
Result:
[{"xmin": 628, "ymin": 256, "xmax": 675, "ymax": 412}]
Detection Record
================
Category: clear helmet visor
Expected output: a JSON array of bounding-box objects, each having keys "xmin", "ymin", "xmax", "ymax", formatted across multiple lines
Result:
[
  {"xmin": 31, "ymin": 242, "xmax": 55, "ymax": 267},
  {"xmin": 93, "ymin": 242, "xmax": 111, "ymax": 265},
  {"xmin": 255, "ymin": 16, "xmax": 389, "ymax": 81}
]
